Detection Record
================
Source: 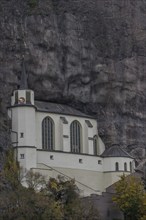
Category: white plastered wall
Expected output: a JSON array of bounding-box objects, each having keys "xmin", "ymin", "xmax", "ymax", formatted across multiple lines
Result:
[
  {"xmin": 103, "ymin": 172, "xmax": 131, "ymax": 190},
  {"xmin": 33, "ymin": 166, "xmax": 103, "ymax": 196},
  {"xmin": 103, "ymin": 157, "xmax": 134, "ymax": 172},
  {"xmin": 103, "ymin": 157, "xmax": 134, "ymax": 189},
  {"xmin": 36, "ymin": 151, "xmax": 104, "ymax": 196},
  {"xmin": 37, "ymin": 151, "xmax": 103, "ymax": 171},
  {"xmin": 14, "ymin": 106, "xmax": 36, "ymax": 147},
  {"xmin": 10, "ymin": 103, "xmax": 37, "ymax": 170},
  {"xmin": 35, "ymin": 112, "xmax": 100, "ymax": 154},
  {"xmin": 62, "ymin": 122, "xmax": 70, "ymax": 152},
  {"xmin": 17, "ymin": 147, "xmax": 37, "ymax": 170}
]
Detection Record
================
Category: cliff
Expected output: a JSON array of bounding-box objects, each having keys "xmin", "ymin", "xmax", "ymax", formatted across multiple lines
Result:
[{"xmin": 0, "ymin": 0, "xmax": 146, "ymax": 159}]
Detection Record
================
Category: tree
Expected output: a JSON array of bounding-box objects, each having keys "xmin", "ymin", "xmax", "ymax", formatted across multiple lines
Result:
[
  {"xmin": 0, "ymin": 149, "xmax": 63, "ymax": 220},
  {"xmin": 113, "ymin": 174, "xmax": 145, "ymax": 220},
  {"xmin": 25, "ymin": 170, "xmax": 46, "ymax": 191},
  {"xmin": 45, "ymin": 176, "xmax": 81, "ymax": 220},
  {"xmin": 0, "ymin": 148, "xmax": 20, "ymax": 190},
  {"xmin": 46, "ymin": 176, "xmax": 100, "ymax": 220},
  {"xmin": 0, "ymin": 149, "xmax": 100, "ymax": 220}
]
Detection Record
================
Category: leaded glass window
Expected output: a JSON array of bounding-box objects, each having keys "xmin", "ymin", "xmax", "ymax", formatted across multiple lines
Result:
[
  {"xmin": 42, "ymin": 117, "xmax": 54, "ymax": 150},
  {"xmin": 70, "ymin": 120, "xmax": 81, "ymax": 153}
]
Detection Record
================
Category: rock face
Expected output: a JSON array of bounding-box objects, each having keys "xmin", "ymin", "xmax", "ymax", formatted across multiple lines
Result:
[{"xmin": 0, "ymin": 0, "xmax": 146, "ymax": 158}]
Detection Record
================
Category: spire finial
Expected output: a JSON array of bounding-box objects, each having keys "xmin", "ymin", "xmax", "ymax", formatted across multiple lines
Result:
[{"xmin": 20, "ymin": 57, "xmax": 28, "ymax": 89}]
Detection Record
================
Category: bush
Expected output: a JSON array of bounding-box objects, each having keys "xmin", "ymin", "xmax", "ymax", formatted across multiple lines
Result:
[{"xmin": 27, "ymin": 0, "xmax": 38, "ymax": 9}]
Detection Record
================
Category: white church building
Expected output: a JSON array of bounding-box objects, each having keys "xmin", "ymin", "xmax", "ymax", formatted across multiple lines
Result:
[{"xmin": 8, "ymin": 69, "xmax": 135, "ymax": 196}]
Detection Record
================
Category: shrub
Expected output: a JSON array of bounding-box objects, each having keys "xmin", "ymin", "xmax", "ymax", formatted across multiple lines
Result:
[{"xmin": 27, "ymin": 0, "xmax": 38, "ymax": 9}]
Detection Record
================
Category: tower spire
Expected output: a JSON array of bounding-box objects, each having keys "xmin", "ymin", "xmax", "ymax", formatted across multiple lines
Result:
[{"xmin": 20, "ymin": 58, "xmax": 28, "ymax": 89}]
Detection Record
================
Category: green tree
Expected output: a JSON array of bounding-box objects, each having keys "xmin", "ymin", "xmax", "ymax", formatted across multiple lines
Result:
[
  {"xmin": 0, "ymin": 149, "xmax": 100, "ymax": 220},
  {"xmin": 0, "ymin": 149, "xmax": 63, "ymax": 220},
  {"xmin": 113, "ymin": 174, "xmax": 145, "ymax": 220},
  {"xmin": 46, "ymin": 176, "xmax": 100, "ymax": 220},
  {"xmin": 0, "ymin": 148, "xmax": 20, "ymax": 190}
]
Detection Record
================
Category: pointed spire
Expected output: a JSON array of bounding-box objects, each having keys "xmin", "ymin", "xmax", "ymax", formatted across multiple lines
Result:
[{"xmin": 19, "ymin": 58, "xmax": 28, "ymax": 90}]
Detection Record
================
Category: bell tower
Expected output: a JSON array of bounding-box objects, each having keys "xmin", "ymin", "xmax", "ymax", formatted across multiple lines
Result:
[{"xmin": 8, "ymin": 60, "xmax": 36, "ymax": 171}]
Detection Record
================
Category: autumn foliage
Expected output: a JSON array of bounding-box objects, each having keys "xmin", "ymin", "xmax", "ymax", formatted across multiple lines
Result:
[
  {"xmin": 113, "ymin": 174, "xmax": 146, "ymax": 220},
  {"xmin": 0, "ymin": 149, "xmax": 100, "ymax": 220}
]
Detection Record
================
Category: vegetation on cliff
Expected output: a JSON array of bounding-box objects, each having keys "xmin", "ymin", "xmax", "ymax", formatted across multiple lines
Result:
[{"xmin": 0, "ymin": 149, "xmax": 100, "ymax": 220}]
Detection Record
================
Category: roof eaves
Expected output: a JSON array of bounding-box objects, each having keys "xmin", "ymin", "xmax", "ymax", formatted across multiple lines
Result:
[{"xmin": 35, "ymin": 108, "xmax": 95, "ymax": 119}]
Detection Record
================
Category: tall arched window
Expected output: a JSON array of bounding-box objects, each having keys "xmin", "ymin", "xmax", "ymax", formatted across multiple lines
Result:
[
  {"xmin": 42, "ymin": 117, "xmax": 54, "ymax": 150},
  {"xmin": 93, "ymin": 135, "xmax": 98, "ymax": 155},
  {"xmin": 70, "ymin": 120, "xmax": 81, "ymax": 153},
  {"xmin": 115, "ymin": 162, "xmax": 119, "ymax": 171},
  {"xmin": 124, "ymin": 162, "xmax": 127, "ymax": 171},
  {"xmin": 130, "ymin": 161, "xmax": 132, "ymax": 172}
]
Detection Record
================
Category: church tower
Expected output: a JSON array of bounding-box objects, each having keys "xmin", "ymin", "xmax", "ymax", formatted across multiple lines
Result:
[{"xmin": 8, "ymin": 61, "xmax": 37, "ymax": 170}]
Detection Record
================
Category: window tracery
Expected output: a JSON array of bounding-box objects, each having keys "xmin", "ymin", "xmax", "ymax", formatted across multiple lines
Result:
[
  {"xmin": 70, "ymin": 120, "xmax": 81, "ymax": 153},
  {"xmin": 42, "ymin": 117, "xmax": 54, "ymax": 150}
]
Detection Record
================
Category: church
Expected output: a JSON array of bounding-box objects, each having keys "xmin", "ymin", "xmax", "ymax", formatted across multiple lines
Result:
[{"xmin": 8, "ymin": 69, "xmax": 135, "ymax": 196}]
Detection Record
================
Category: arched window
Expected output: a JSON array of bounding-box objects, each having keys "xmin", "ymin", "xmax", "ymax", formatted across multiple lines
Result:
[
  {"xmin": 124, "ymin": 162, "xmax": 127, "ymax": 171},
  {"xmin": 70, "ymin": 120, "xmax": 81, "ymax": 153},
  {"xmin": 130, "ymin": 161, "xmax": 132, "ymax": 172},
  {"xmin": 93, "ymin": 135, "xmax": 98, "ymax": 155},
  {"xmin": 115, "ymin": 162, "xmax": 119, "ymax": 171},
  {"xmin": 42, "ymin": 117, "xmax": 54, "ymax": 150}
]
